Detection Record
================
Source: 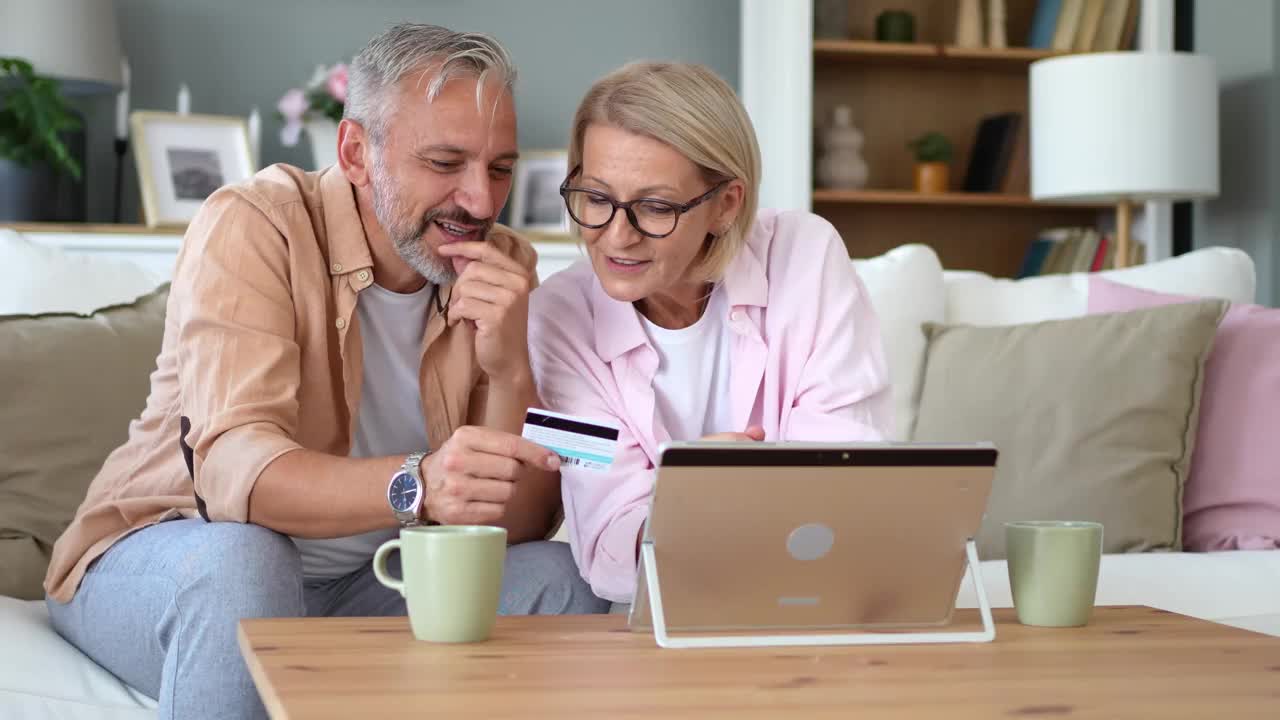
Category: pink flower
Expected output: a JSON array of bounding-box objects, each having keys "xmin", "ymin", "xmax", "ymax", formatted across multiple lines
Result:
[
  {"xmin": 326, "ymin": 63, "xmax": 349, "ymax": 104},
  {"xmin": 277, "ymin": 87, "xmax": 307, "ymax": 146}
]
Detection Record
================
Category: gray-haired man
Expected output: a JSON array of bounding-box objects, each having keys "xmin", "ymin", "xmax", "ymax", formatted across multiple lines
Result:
[{"xmin": 43, "ymin": 23, "xmax": 608, "ymax": 720}]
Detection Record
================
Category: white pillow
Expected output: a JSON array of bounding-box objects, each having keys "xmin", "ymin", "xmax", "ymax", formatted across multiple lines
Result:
[
  {"xmin": 0, "ymin": 230, "xmax": 162, "ymax": 316},
  {"xmin": 0, "ymin": 597, "xmax": 157, "ymax": 715},
  {"xmin": 945, "ymin": 245, "xmax": 1257, "ymax": 327},
  {"xmin": 852, "ymin": 244, "xmax": 946, "ymax": 441}
]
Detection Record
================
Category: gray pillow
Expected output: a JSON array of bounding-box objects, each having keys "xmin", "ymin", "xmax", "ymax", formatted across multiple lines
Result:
[
  {"xmin": 910, "ymin": 299, "xmax": 1228, "ymax": 560},
  {"xmin": 0, "ymin": 285, "xmax": 167, "ymax": 599}
]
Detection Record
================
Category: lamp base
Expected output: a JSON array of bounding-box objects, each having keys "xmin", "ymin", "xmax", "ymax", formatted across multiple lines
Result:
[
  {"xmin": 113, "ymin": 138, "xmax": 129, "ymax": 224},
  {"xmin": 1115, "ymin": 199, "xmax": 1133, "ymax": 270}
]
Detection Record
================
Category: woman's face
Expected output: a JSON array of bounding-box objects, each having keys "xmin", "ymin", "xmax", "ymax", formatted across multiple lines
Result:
[{"xmin": 573, "ymin": 123, "xmax": 740, "ymax": 306}]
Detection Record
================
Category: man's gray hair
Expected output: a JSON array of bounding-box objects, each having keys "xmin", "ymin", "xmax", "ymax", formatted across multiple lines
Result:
[{"xmin": 345, "ymin": 23, "xmax": 516, "ymax": 143}]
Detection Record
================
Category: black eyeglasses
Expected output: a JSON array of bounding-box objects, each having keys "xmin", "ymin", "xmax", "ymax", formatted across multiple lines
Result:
[{"xmin": 559, "ymin": 165, "xmax": 730, "ymax": 239}]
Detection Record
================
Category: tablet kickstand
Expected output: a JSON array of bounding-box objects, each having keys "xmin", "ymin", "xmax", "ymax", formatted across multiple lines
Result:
[{"xmin": 641, "ymin": 539, "xmax": 997, "ymax": 649}]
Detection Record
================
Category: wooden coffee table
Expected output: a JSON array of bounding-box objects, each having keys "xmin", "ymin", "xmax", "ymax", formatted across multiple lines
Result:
[{"xmin": 239, "ymin": 607, "xmax": 1279, "ymax": 719}]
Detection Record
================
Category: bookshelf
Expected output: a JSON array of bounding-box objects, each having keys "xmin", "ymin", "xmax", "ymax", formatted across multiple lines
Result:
[
  {"xmin": 813, "ymin": 188, "xmax": 1109, "ymax": 209},
  {"xmin": 811, "ymin": 0, "xmax": 1138, "ymax": 277},
  {"xmin": 813, "ymin": 39, "xmax": 1067, "ymax": 69}
]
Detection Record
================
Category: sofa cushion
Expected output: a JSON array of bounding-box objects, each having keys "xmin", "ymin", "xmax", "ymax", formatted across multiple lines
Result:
[
  {"xmin": 911, "ymin": 298, "xmax": 1228, "ymax": 560},
  {"xmin": 0, "ymin": 597, "xmax": 156, "ymax": 716},
  {"xmin": 0, "ymin": 285, "xmax": 168, "ymax": 600},
  {"xmin": 0, "ymin": 229, "xmax": 162, "ymax": 316},
  {"xmin": 851, "ymin": 244, "xmax": 946, "ymax": 441},
  {"xmin": 944, "ymin": 246, "xmax": 1255, "ymax": 326},
  {"xmin": 1088, "ymin": 276, "xmax": 1280, "ymax": 552}
]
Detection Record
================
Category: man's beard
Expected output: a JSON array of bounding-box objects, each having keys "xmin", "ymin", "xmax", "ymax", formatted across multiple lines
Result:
[{"xmin": 370, "ymin": 165, "xmax": 490, "ymax": 286}]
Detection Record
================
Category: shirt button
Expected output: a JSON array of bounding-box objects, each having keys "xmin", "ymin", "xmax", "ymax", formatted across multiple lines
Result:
[
  {"xmin": 731, "ymin": 310, "xmax": 744, "ymax": 322},
  {"xmin": 356, "ymin": 269, "xmax": 370, "ymax": 283},
  {"xmin": 335, "ymin": 317, "xmax": 347, "ymax": 330},
  {"xmin": 332, "ymin": 262, "xmax": 344, "ymax": 273}
]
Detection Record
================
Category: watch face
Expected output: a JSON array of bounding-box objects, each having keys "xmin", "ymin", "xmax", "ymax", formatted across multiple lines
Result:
[{"xmin": 388, "ymin": 472, "xmax": 419, "ymax": 512}]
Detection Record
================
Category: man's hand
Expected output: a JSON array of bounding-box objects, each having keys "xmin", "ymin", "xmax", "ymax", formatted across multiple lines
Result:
[
  {"xmin": 422, "ymin": 425, "xmax": 561, "ymax": 526},
  {"xmin": 700, "ymin": 425, "xmax": 766, "ymax": 442},
  {"xmin": 437, "ymin": 240, "xmax": 534, "ymax": 384}
]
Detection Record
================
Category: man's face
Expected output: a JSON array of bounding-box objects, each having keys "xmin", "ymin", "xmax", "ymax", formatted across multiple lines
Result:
[{"xmin": 367, "ymin": 73, "xmax": 518, "ymax": 284}]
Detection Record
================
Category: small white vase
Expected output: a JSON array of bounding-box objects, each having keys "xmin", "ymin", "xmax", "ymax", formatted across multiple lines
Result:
[
  {"xmin": 305, "ymin": 119, "xmax": 339, "ymax": 171},
  {"xmin": 816, "ymin": 105, "xmax": 869, "ymax": 190}
]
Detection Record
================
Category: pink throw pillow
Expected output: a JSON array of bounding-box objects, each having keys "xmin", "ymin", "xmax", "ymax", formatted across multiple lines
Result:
[{"xmin": 1088, "ymin": 276, "xmax": 1280, "ymax": 551}]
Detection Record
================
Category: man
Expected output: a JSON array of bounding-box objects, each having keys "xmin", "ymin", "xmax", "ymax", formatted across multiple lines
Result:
[{"xmin": 42, "ymin": 23, "xmax": 608, "ymax": 719}]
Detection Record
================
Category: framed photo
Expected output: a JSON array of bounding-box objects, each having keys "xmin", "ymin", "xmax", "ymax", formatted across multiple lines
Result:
[
  {"xmin": 130, "ymin": 111, "xmax": 254, "ymax": 229},
  {"xmin": 508, "ymin": 149, "xmax": 570, "ymax": 235}
]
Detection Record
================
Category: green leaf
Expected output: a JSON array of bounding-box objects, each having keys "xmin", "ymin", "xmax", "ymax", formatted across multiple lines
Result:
[{"xmin": 0, "ymin": 55, "xmax": 83, "ymax": 177}]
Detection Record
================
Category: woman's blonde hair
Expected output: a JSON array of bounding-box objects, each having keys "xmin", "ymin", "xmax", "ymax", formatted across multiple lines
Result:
[{"xmin": 567, "ymin": 61, "xmax": 761, "ymax": 282}]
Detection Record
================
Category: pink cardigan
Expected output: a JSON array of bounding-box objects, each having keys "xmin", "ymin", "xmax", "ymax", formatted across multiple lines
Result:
[{"xmin": 528, "ymin": 209, "xmax": 892, "ymax": 602}]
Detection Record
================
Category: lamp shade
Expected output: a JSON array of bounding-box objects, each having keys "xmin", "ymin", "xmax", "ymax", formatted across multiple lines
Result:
[
  {"xmin": 0, "ymin": 0, "xmax": 122, "ymax": 94},
  {"xmin": 1030, "ymin": 52, "xmax": 1219, "ymax": 203}
]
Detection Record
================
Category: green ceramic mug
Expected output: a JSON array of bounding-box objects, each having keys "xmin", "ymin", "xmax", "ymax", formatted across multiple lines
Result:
[
  {"xmin": 373, "ymin": 525, "xmax": 507, "ymax": 642},
  {"xmin": 1005, "ymin": 521, "xmax": 1103, "ymax": 627}
]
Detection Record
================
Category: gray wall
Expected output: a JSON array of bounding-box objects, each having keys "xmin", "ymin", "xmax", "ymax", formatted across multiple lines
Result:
[
  {"xmin": 1193, "ymin": 0, "xmax": 1278, "ymax": 306},
  {"xmin": 71, "ymin": 0, "xmax": 740, "ymax": 225}
]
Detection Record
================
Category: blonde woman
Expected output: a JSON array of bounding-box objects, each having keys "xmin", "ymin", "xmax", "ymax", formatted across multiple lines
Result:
[{"xmin": 528, "ymin": 62, "xmax": 892, "ymax": 604}]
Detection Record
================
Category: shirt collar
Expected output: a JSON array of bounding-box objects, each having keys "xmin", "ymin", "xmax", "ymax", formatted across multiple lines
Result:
[
  {"xmin": 721, "ymin": 221, "xmax": 770, "ymax": 309},
  {"xmin": 591, "ymin": 225, "xmax": 770, "ymax": 363},
  {"xmin": 319, "ymin": 166, "xmax": 375, "ymax": 276}
]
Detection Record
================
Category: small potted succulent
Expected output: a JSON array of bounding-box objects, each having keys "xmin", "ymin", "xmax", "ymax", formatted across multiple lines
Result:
[{"xmin": 907, "ymin": 132, "xmax": 953, "ymax": 194}]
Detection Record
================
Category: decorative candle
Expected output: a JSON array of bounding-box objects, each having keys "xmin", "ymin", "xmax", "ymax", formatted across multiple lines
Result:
[
  {"xmin": 115, "ymin": 58, "xmax": 130, "ymax": 140},
  {"xmin": 247, "ymin": 106, "xmax": 261, "ymax": 169}
]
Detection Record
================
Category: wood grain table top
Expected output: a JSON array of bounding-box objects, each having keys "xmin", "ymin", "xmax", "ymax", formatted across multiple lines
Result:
[{"xmin": 239, "ymin": 606, "xmax": 1280, "ymax": 719}]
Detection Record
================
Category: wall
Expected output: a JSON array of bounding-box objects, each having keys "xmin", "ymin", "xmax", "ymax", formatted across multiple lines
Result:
[
  {"xmin": 1192, "ymin": 0, "xmax": 1277, "ymax": 306},
  {"xmin": 70, "ymin": 0, "xmax": 740, "ymax": 225}
]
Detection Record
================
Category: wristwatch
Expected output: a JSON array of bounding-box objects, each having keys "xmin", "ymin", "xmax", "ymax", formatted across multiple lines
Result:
[{"xmin": 387, "ymin": 451, "xmax": 429, "ymax": 527}]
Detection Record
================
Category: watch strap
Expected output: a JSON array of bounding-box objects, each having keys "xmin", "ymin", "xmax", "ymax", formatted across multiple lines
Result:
[{"xmin": 392, "ymin": 451, "xmax": 429, "ymax": 527}]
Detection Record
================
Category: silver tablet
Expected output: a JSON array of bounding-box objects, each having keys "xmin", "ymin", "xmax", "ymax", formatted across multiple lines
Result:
[{"xmin": 628, "ymin": 442, "xmax": 997, "ymax": 636}]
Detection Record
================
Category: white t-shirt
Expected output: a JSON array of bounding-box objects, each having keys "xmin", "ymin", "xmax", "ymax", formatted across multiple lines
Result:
[
  {"xmin": 293, "ymin": 282, "xmax": 434, "ymax": 579},
  {"xmin": 639, "ymin": 285, "xmax": 734, "ymax": 441}
]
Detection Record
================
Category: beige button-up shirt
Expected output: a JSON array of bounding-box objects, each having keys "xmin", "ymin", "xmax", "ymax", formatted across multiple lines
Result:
[{"xmin": 44, "ymin": 164, "xmax": 536, "ymax": 603}]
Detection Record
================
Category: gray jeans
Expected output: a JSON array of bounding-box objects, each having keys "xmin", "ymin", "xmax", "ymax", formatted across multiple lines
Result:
[{"xmin": 46, "ymin": 518, "xmax": 608, "ymax": 719}]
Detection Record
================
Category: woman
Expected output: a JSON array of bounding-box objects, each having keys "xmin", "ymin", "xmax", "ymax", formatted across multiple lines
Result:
[{"xmin": 527, "ymin": 61, "xmax": 891, "ymax": 604}]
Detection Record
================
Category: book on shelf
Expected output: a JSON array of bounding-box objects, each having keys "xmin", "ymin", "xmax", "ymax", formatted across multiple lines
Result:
[
  {"xmin": 1051, "ymin": 0, "xmax": 1085, "ymax": 50},
  {"xmin": 1015, "ymin": 226, "xmax": 1144, "ymax": 278},
  {"xmin": 1095, "ymin": 0, "xmax": 1139, "ymax": 51},
  {"xmin": 1073, "ymin": 0, "xmax": 1108, "ymax": 51},
  {"xmin": 1027, "ymin": 0, "xmax": 1138, "ymax": 52},
  {"xmin": 1026, "ymin": 0, "xmax": 1063, "ymax": 48}
]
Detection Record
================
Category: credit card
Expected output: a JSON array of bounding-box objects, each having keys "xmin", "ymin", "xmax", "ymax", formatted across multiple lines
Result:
[{"xmin": 522, "ymin": 408, "xmax": 620, "ymax": 472}]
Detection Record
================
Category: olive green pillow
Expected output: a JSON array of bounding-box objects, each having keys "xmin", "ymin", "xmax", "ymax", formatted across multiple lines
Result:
[
  {"xmin": 910, "ymin": 299, "xmax": 1228, "ymax": 560},
  {"xmin": 0, "ymin": 285, "xmax": 168, "ymax": 599}
]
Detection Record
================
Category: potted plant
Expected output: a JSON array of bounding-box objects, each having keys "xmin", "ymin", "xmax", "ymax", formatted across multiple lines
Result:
[
  {"xmin": 0, "ymin": 58, "xmax": 83, "ymax": 221},
  {"xmin": 907, "ymin": 132, "xmax": 953, "ymax": 194},
  {"xmin": 277, "ymin": 62, "xmax": 348, "ymax": 170}
]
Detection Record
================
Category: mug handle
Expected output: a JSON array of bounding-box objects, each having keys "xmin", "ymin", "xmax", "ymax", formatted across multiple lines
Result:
[{"xmin": 372, "ymin": 538, "xmax": 404, "ymax": 596}]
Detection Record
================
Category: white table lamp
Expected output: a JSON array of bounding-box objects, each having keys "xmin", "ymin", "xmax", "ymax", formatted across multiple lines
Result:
[
  {"xmin": 0, "ymin": 0, "xmax": 123, "ymax": 94},
  {"xmin": 1030, "ymin": 52, "xmax": 1219, "ymax": 268}
]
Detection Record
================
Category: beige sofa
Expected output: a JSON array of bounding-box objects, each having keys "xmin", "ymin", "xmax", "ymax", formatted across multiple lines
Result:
[{"xmin": 2, "ymin": 227, "xmax": 1277, "ymax": 719}]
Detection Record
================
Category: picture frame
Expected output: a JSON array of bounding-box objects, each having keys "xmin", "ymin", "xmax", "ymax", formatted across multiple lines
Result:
[
  {"xmin": 508, "ymin": 149, "xmax": 570, "ymax": 236},
  {"xmin": 130, "ymin": 111, "xmax": 254, "ymax": 229}
]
